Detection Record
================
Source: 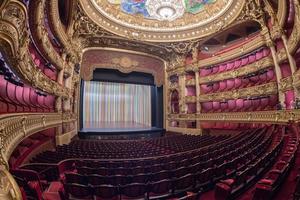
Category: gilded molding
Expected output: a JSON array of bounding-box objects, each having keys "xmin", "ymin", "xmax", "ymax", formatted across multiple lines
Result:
[
  {"xmin": 195, "ymin": 35, "xmax": 265, "ymax": 68},
  {"xmin": 199, "ymin": 57, "xmax": 273, "ymax": 84},
  {"xmin": 279, "ymin": 76, "xmax": 294, "ymax": 92},
  {"xmin": 0, "ymin": 1, "xmax": 70, "ymax": 98},
  {"xmin": 169, "ymin": 82, "xmax": 179, "ymax": 91},
  {"xmin": 0, "ymin": 166, "xmax": 22, "ymax": 200},
  {"xmin": 168, "ymin": 110, "xmax": 300, "ymax": 124},
  {"xmin": 47, "ymin": 0, "xmax": 81, "ymax": 63},
  {"xmin": 0, "ymin": 112, "xmax": 77, "ymax": 168},
  {"xmin": 79, "ymin": 0, "xmax": 245, "ymax": 42},
  {"xmin": 198, "ymin": 82, "xmax": 278, "ymax": 102},
  {"xmin": 30, "ymin": 0, "xmax": 73, "ymax": 73},
  {"xmin": 81, "ymin": 48, "xmax": 166, "ymax": 86},
  {"xmin": 185, "ymin": 96, "xmax": 197, "ymax": 103},
  {"xmin": 186, "ymin": 79, "xmax": 196, "ymax": 86}
]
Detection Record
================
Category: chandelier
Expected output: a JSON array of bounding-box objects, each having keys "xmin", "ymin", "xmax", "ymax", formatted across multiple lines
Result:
[{"xmin": 145, "ymin": 0, "xmax": 186, "ymax": 21}]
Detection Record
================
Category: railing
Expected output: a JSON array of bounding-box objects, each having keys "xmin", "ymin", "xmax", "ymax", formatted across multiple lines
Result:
[{"xmin": 168, "ymin": 110, "xmax": 300, "ymax": 125}]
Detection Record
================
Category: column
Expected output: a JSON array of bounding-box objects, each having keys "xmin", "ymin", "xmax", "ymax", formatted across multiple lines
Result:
[
  {"xmin": 57, "ymin": 69, "xmax": 64, "ymax": 85},
  {"xmin": 194, "ymin": 69, "xmax": 202, "ymax": 130},
  {"xmin": 281, "ymin": 34, "xmax": 300, "ymax": 98},
  {"xmin": 194, "ymin": 69, "xmax": 201, "ymax": 113},
  {"xmin": 264, "ymin": 29, "xmax": 285, "ymax": 108},
  {"xmin": 178, "ymin": 71, "xmax": 187, "ymax": 128},
  {"xmin": 178, "ymin": 72, "xmax": 186, "ymax": 114}
]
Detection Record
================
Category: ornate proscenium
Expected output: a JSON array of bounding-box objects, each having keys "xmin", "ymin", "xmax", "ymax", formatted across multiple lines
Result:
[{"xmin": 146, "ymin": 0, "xmax": 185, "ymax": 21}]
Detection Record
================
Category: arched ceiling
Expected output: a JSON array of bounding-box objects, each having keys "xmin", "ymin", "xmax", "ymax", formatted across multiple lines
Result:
[{"xmin": 79, "ymin": 0, "xmax": 245, "ymax": 42}]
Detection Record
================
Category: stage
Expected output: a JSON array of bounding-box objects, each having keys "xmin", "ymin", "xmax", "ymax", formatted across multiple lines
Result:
[{"xmin": 78, "ymin": 122, "xmax": 165, "ymax": 140}]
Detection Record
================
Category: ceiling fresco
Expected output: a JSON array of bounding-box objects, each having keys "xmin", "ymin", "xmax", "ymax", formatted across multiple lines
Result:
[{"xmin": 79, "ymin": 0, "xmax": 245, "ymax": 42}]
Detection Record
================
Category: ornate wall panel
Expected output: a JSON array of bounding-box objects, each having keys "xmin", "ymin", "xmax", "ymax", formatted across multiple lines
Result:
[{"xmin": 81, "ymin": 48, "xmax": 166, "ymax": 86}]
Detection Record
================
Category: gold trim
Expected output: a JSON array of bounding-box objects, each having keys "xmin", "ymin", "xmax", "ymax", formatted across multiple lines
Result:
[
  {"xmin": 79, "ymin": 0, "xmax": 245, "ymax": 42},
  {"xmin": 168, "ymin": 110, "xmax": 300, "ymax": 124}
]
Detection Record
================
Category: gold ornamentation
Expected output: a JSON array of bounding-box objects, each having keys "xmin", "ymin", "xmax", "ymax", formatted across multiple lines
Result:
[
  {"xmin": 81, "ymin": 48, "xmax": 165, "ymax": 86},
  {"xmin": 79, "ymin": 0, "xmax": 245, "ymax": 42},
  {"xmin": 186, "ymin": 79, "xmax": 196, "ymax": 86},
  {"xmin": 185, "ymin": 96, "xmax": 197, "ymax": 103},
  {"xmin": 112, "ymin": 57, "xmax": 139, "ymax": 73},
  {"xmin": 198, "ymin": 82, "xmax": 278, "ymax": 102},
  {"xmin": 167, "ymin": 110, "xmax": 300, "ymax": 124},
  {"xmin": 279, "ymin": 76, "xmax": 294, "ymax": 92}
]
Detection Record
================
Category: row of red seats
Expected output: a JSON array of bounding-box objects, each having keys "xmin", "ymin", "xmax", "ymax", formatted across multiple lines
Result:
[
  {"xmin": 31, "ymin": 135, "xmax": 227, "ymax": 162},
  {"xmin": 214, "ymin": 127, "xmax": 284, "ymax": 199},
  {"xmin": 201, "ymin": 95, "xmax": 278, "ymax": 113},
  {"xmin": 0, "ymin": 74, "xmax": 55, "ymax": 113},
  {"xmin": 199, "ymin": 47, "xmax": 271, "ymax": 77},
  {"xmin": 200, "ymin": 70, "xmax": 275, "ymax": 94},
  {"xmin": 58, "ymin": 128, "xmax": 269, "ymax": 200},
  {"xmin": 29, "ymin": 43, "xmax": 57, "ymax": 81},
  {"xmin": 253, "ymin": 127, "xmax": 299, "ymax": 199},
  {"xmin": 62, "ymin": 180, "xmax": 201, "ymax": 200},
  {"xmin": 14, "ymin": 128, "xmax": 272, "ymax": 200}
]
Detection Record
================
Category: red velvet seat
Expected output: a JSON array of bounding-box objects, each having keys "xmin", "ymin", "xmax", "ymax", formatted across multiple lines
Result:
[
  {"xmin": 64, "ymin": 183, "xmax": 93, "ymax": 200},
  {"xmin": 148, "ymin": 179, "xmax": 172, "ymax": 200},
  {"xmin": 93, "ymin": 184, "xmax": 119, "ymax": 200},
  {"xmin": 173, "ymin": 174, "xmax": 196, "ymax": 194},
  {"xmin": 120, "ymin": 183, "xmax": 148, "ymax": 200}
]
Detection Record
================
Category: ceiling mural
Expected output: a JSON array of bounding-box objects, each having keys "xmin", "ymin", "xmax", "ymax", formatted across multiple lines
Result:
[
  {"xmin": 80, "ymin": 0, "xmax": 245, "ymax": 42},
  {"xmin": 106, "ymin": 0, "xmax": 217, "ymax": 21}
]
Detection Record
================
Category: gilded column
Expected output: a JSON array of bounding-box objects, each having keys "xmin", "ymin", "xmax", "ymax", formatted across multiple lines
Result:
[
  {"xmin": 194, "ymin": 69, "xmax": 202, "ymax": 130},
  {"xmin": 281, "ymin": 34, "xmax": 300, "ymax": 98},
  {"xmin": 178, "ymin": 70, "xmax": 187, "ymax": 128},
  {"xmin": 57, "ymin": 69, "xmax": 64, "ymax": 85},
  {"xmin": 194, "ymin": 69, "xmax": 201, "ymax": 113},
  {"xmin": 263, "ymin": 28, "xmax": 285, "ymax": 108},
  {"xmin": 178, "ymin": 71, "xmax": 186, "ymax": 114}
]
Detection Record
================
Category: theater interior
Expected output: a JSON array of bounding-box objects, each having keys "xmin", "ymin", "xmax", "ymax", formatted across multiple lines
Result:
[{"xmin": 1, "ymin": 0, "xmax": 300, "ymax": 199}]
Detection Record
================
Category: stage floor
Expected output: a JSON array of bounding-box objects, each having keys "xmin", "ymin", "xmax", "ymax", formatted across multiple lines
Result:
[
  {"xmin": 82, "ymin": 122, "xmax": 152, "ymax": 132},
  {"xmin": 79, "ymin": 122, "xmax": 164, "ymax": 139}
]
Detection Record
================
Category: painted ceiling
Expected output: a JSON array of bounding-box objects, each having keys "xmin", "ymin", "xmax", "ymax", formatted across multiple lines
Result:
[{"xmin": 80, "ymin": 0, "xmax": 245, "ymax": 42}]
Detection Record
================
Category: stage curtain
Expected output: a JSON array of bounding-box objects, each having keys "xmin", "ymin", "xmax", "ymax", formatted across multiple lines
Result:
[{"xmin": 83, "ymin": 81, "xmax": 151, "ymax": 128}]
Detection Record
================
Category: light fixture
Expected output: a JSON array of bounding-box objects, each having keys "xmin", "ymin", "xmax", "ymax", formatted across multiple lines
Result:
[{"xmin": 146, "ymin": 0, "xmax": 186, "ymax": 21}]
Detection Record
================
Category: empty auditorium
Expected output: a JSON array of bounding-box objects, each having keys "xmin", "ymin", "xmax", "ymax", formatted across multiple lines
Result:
[{"xmin": 1, "ymin": 0, "xmax": 300, "ymax": 199}]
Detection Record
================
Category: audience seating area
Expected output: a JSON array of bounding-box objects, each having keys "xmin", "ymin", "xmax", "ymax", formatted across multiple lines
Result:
[
  {"xmin": 10, "ymin": 127, "xmax": 296, "ymax": 200},
  {"xmin": 199, "ymin": 47, "xmax": 271, "ymax": 77},
  {"xmin": 0, "ymin": 55, "xmax": 55, "ymax": 113},
  {"xmin": 214, "ymin": 127, "xmax": 284, "ymax": 199},
  {"xmin": 31, "ymin": 134, "xmax": 230, "ymax": 162},
  {"xmin": 252, "ymin": 127, "xmax": 299, "ymax": 199}
]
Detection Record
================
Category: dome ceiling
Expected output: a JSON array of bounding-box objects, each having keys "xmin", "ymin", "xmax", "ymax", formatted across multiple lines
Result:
[{"xmin": 79, "ymin": 0, "xmax": 245, "ymax": 42}]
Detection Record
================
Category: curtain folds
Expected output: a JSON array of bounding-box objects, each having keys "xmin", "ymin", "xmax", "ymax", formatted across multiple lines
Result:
[{"xmin": 83, "ymin": 81, "xmax": 151, "ymax": 129}]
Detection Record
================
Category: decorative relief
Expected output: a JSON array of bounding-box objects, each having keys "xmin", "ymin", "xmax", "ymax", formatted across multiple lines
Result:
[
  {"xmin": 198, "ymin": 82, "xmax": 278, "ymax": 102},
  {"xmin": 0, "ymin": 1, "xmax": 71, "ymax": 98},
  {"xmin": 169, "ymin": 82, "xmax": 179, "ymax": 90},
  {"xmin": 186, "ymin": 79, "xmax": 196, "ymax": 86},
  {"xmin": 185, "ymin": 96, "xmax": 197, "ymax": 103},
  {"xmin": 0, "ymin": 113, "xmax": 77, "ymax": 169},
  {"xmin": 167, "ymin": 110, "xmax": 300, "ymax": 124},
  {"xmin": 80, "ymin": 0, "xmax": 245, "ymax": 42},
  {"xmin": 112, "ymin": 57, "xmax": 139, "ymax": 73},
  {"xmin": 30, "ymin": 0, "xmax": 73, "ymax": 74},
  {"xmin": 199, "ymin": 57, "xmax": 273, "ymax": 84},
  {"xmin": 279, "ymin": 76, "xmax": 294, "ymax": 92},
  {"xmin": 47, "ymin": 0, "xmax": 81, "ymax": 63},
  {"xmin": 81, "ymin": 48, "xmax": 165, "ymax": 86}
]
